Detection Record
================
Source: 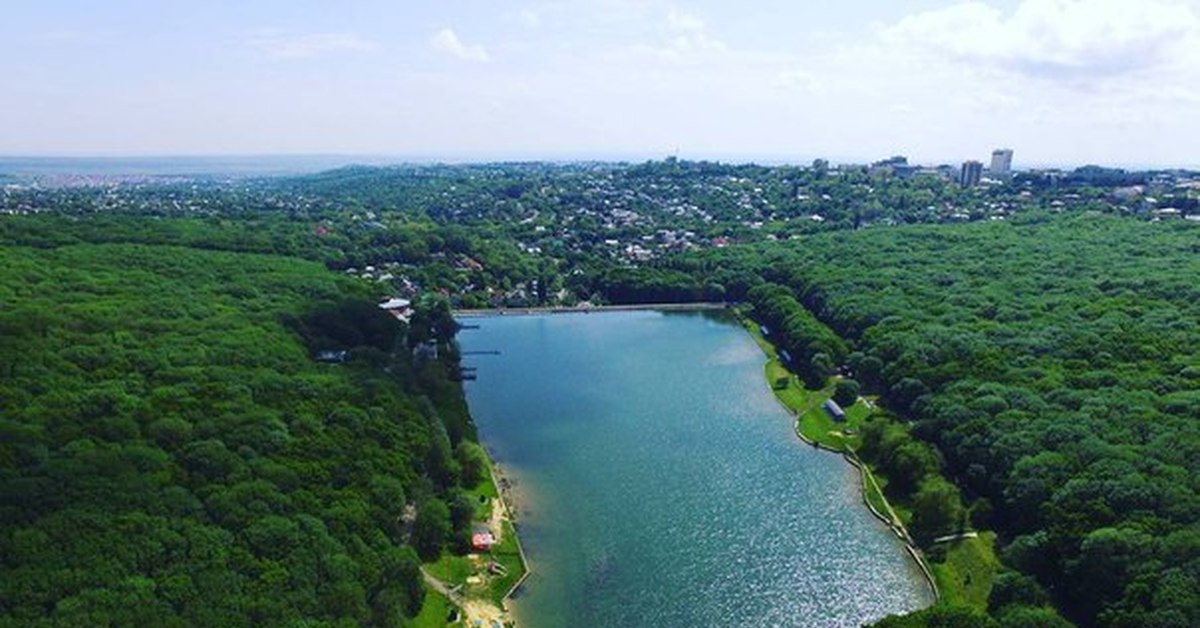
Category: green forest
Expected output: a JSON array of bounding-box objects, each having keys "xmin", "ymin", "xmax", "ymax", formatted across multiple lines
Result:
[
  {"xmin": 694, "ymin": 215, "xmax": 1199, "ymax": 627},
  {"xmin": 1, "ymin": 160, "xmax": 1198, "ymax": 627},
  {"xmin": 0, "ymin": 243, "xmax": 482, "ymax": 626}
]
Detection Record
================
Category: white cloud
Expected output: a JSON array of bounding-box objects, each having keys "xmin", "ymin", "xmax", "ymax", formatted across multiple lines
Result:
[
  {"xmin": 430, "ymin": 28, "xmax": 491, "ymax": 63},
  {"xmin": 7, "ymin": 0, "xmax": 1200, "ymax": 165},
  {"xmin": 248, "ymin": 31, "xmax": 380, "ymax": 60},
  {"xmin": 389, "ymin": 1, "xmax": 1200, "ymax": 166},
  {"xmin": 666, "ymin": 8, "xmax": 705, "ymax": 33},
  {"xmin": 621, "ymin": 8, "xmax": 727, "ymax": 61},
  {"xmin": 519, "ymin": 9, "xmax": 542, "ymax": 28},
  {"xmin": 772, "ymin": 68, "xmax": 821, "ymax": 93},
  {"xmin": 883, "ymin": 0, "xmax": 1200, "ymax": 79}
]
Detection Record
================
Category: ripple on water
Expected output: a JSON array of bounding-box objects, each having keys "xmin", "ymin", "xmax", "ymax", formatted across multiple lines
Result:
[{"xmin": 461, "ymin": 312, "xmax": 933, "ymax": 628}]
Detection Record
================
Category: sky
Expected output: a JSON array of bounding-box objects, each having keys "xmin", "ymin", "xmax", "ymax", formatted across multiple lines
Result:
[{"xmin": 3, "ymin": 0, "xmax": 1200, "ymax": 168}]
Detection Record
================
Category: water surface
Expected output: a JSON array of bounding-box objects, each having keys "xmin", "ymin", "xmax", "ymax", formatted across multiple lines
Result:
[{"xmin": 460, "ymin": 311, "xmax": 931, "ymax": 627}]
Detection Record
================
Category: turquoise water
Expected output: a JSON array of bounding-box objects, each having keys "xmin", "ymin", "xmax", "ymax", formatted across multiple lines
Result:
[{"xmin": 459, "ymin": 311, "xmax": 932, "ymax": 627}]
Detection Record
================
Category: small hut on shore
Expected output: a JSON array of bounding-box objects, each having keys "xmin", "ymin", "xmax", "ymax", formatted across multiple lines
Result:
[
  {"xmin": 471, "ymin": 524, "xmax": 496, "ymax": 551},
  {"xmin": 823, "ymin": 399, "xmax": 847, "ymax": 422}
]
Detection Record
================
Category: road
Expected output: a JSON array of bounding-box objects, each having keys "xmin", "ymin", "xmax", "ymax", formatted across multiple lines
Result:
[
  {"xmin": 421, "ymin": 567, "xmax": 508, "ymax": 627},
  {"xmin": 454, "ymin": 302, "xmax": 733, "ymax": 317},
  {"xmin": 932, "ymin": 531, "xmax": 980, "ymax": 544},
  {"xmin": 420, "ymin": 569, "xmax": 463, "ymax": 606}
]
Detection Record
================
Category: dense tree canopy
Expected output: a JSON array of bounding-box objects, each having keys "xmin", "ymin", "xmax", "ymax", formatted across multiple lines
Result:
[
  {"xmin": 0, "ymin": 243, "xmax": 477, "ymax": 626},
  {"xmin": 696, "ymin": 215, "xmax": 1200, "ymax": 626},
  {"xmin": 3, "ymin": 160, "xmax": 1198, "ymax": 627}
]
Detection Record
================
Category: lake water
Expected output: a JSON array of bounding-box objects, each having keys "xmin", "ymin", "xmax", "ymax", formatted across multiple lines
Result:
[{"xmin": 459, "ymin": 310, "xmax": 932, "ymax": 627}]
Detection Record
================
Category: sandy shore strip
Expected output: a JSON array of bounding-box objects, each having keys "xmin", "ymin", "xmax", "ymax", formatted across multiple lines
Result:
[
  {"xmin": 484, "ymin": 451, "xmax": 535, "ymax": 609},
  {"xmin": 487, "ymin": 456, "xmax": 532, "ymax": 525}
]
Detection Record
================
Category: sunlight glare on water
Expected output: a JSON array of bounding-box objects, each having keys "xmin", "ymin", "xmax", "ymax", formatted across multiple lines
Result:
[{"xmin": 460, "ymin": 311, "xmax": 932, "ymax": 628}]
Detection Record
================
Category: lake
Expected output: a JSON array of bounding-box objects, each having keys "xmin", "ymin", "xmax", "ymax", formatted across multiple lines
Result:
[{"xmin": 458, "ymin": 310, "xmax": 932, "ymax": 627}]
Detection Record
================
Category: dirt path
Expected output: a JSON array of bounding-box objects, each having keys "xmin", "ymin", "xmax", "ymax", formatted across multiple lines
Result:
[
  {"xmin": 933, "ymin": 531, "xmax": 980, "ymax": 544},
  {"xmin": 488, "ymin": 497, "xmax": 507, "ymax": 543},
  {"xmin": 420, "ymin": 569, "xmax": 462, "ymax": 606},
  {"xmin": 863, "ymin": 466, "xmax": 911, "ymax": 541},
  {"xmin": 422, "ymin": 568, "xmax": 508, "ymax": 627}
]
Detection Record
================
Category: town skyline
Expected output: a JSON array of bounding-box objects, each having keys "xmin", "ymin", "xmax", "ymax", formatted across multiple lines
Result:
[{"xmin": 3, "ymin": 1, "xmax": 1200, "ymax": 168}]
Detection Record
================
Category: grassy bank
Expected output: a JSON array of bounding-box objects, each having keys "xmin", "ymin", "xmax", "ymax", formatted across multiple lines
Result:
[
  {"xmin": 424, "ymin": 518, "xmax": 525, "ymax": 605},
  {"xmin": 928, "ymin": 533, "xmax": 1000, "ymax": 609},
  {"xmin": 412, "ymin": 591, "xmax": 454, "ymax": 628},
  {"xmin": 418, "ymin": 447, "xmax": 528, "ymax": 626},
  {"xmin": 740, "ymin": 315, "xmax": 911, "ymax": 529},
  {"xmin": 737, "ymin": 309, "xmax": 999, "ymax": 613}
]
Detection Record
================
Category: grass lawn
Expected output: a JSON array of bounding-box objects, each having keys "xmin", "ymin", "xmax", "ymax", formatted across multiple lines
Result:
[
  {"xmin": 860, "ymin": 465, "xmax": 893, "ymax": 522},
  {"xmin": 412, "ymin": 590, "xmax": 456, "ymax": 628},
  {"xmin": 795, "ymin": 392, "xmax": 873, "ymax": 452},
  {"xmin": 426, "ymin": 551, "xmax": 474, "ymax": 585},
  {"xmin": 742, "ymin": 313, "xmax": 782, "ymax": 359},
  {"xmin": 742, "ymin": 314, "xmax": 873, "ymax": 452},
  {"xmin": 425, "ymin": 519, "xmax": 525, "ymax": 607},
  {"xmin": 929, "ymin": 532, "xmax": 1000, "ymax": 609},
  {"xmin": 766, "ymin": 359, "xmax": 825, "ymax": 411},
  {"xmin": 422, "ymin": 464, "xmax": 529, "ymax": 618},
  {"xmin": 466, "ymin": 461, "xmax": 501, "ymax": 521},
  {"xmin": 743, "ymin": 310, "xmax": 897, "ymax": 527},
  {"xmin": 486, "ymin": 520, "xmax": 526, "ymax": 603}
]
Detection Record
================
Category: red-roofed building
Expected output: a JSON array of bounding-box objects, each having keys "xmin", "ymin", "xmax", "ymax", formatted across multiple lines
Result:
[{"xmin": 471, "ymin": 531, "xmax": 495, "ymax": 551}]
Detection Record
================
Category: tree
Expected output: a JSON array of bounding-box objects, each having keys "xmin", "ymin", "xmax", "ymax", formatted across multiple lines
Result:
[
  {"xmin": 910, "ymin": 479, "xmax": 963, "ymax": 545},
  {"xmin": 833, "ymin": 379, "xmax": 861, "ymax": 407},
  {"xmin": 996, "ymin": 606, "xmax": 1072, "ymax": 628},
  {"xmin": 373, "ymin": 546, "xmax": 424, "ymax": 623},
  {"xmin": 888, "ymin": 441, "xmax": 939, "ymax": 497},
  {"xmin": 0, "ymin": 243, "xmax": 496, "ymax": 624},
  {"xmin": 872, "ymin": 604, "xmax": 998, "ymax": 628},
  {"xmin": 889, "ymin": 377, "xmax": 929, "ymax": 417},
  {"xmin": 412, "ymin": 499, "xmax": 451, "ymax": 561},
  {"xmin": 455, "ymin": 442, "xmax": 486, "ymax": 489},
  {"xmin": 147, "ymin": 416, "xmax": 193, "ymax": 451},
  {"xmin": 448, "ymin": 492, "xmax": 476, "ymax": 537},
  {"xmin": 806, "ymin": 353, "xmax": 834, "ymax": 389},
  {"xmin": 1067, "ymin": 527, "xmax": 1155, "ymax": 619},
  {"xmin": 989, "ymin": 571, "xmax": 1050, "ymax": 613}
]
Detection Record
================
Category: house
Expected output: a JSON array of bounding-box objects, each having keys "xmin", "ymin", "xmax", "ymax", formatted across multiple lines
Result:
[
  {"xmin": 378, "ymin": 297, "xmax": 413, "ymax": 323},
  {"xmin": 471, "ymin": 524, "xmax": 496, "ymax": 551},
  {"xmin": 471, "ymin": 532, "xmax": 495, "ymax": 551},
  {"xmin": 413, "ymin": 340, "xmax": 438, "ymax": 362},
  {"xmin": 315, "ymin": 350, "xmax": 347, "ymax": 363},
  {"xmin": 823, "ymin": 399, "xmax": 847, "ymax": 422}
]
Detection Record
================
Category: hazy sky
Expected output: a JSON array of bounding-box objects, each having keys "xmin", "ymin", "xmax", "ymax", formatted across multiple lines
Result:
[{"xmin": 3, "ymin": 0, "xmax": 1200, "ymax": 167}]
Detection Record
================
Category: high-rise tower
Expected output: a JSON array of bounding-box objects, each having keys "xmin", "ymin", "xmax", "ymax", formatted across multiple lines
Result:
[
  {"xmin": 990, "ymin": 149, "xmax": 1014, "ymax": 179},
  {"xmin": 960, "ymin": 161, "xmax": 983, "ymax": 187}
]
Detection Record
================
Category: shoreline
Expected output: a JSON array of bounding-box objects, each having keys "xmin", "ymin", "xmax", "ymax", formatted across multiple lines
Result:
[
  {"xmin": 736, "ymin": 311, "xmax": 941, "ymax": 604},
  {"xmin": 454, "ymin": 302, "xmax": 732, "ymax": 318},
  {"xmin": 428, "ymin": 444, "xmax": 532, "ymax": 627},
  {"xmin": 486, "ymin": 456, "xmax": 534, "ymax": 606},
  {"xmin": 460, "ymin": 305, "xmax": 935, "ymax": 625}
]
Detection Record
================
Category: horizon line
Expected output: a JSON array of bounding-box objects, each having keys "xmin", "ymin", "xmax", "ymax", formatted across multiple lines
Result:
[{"xmin": 1, "ymin": 152, "xmax": 1197, "ymax": 173}]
